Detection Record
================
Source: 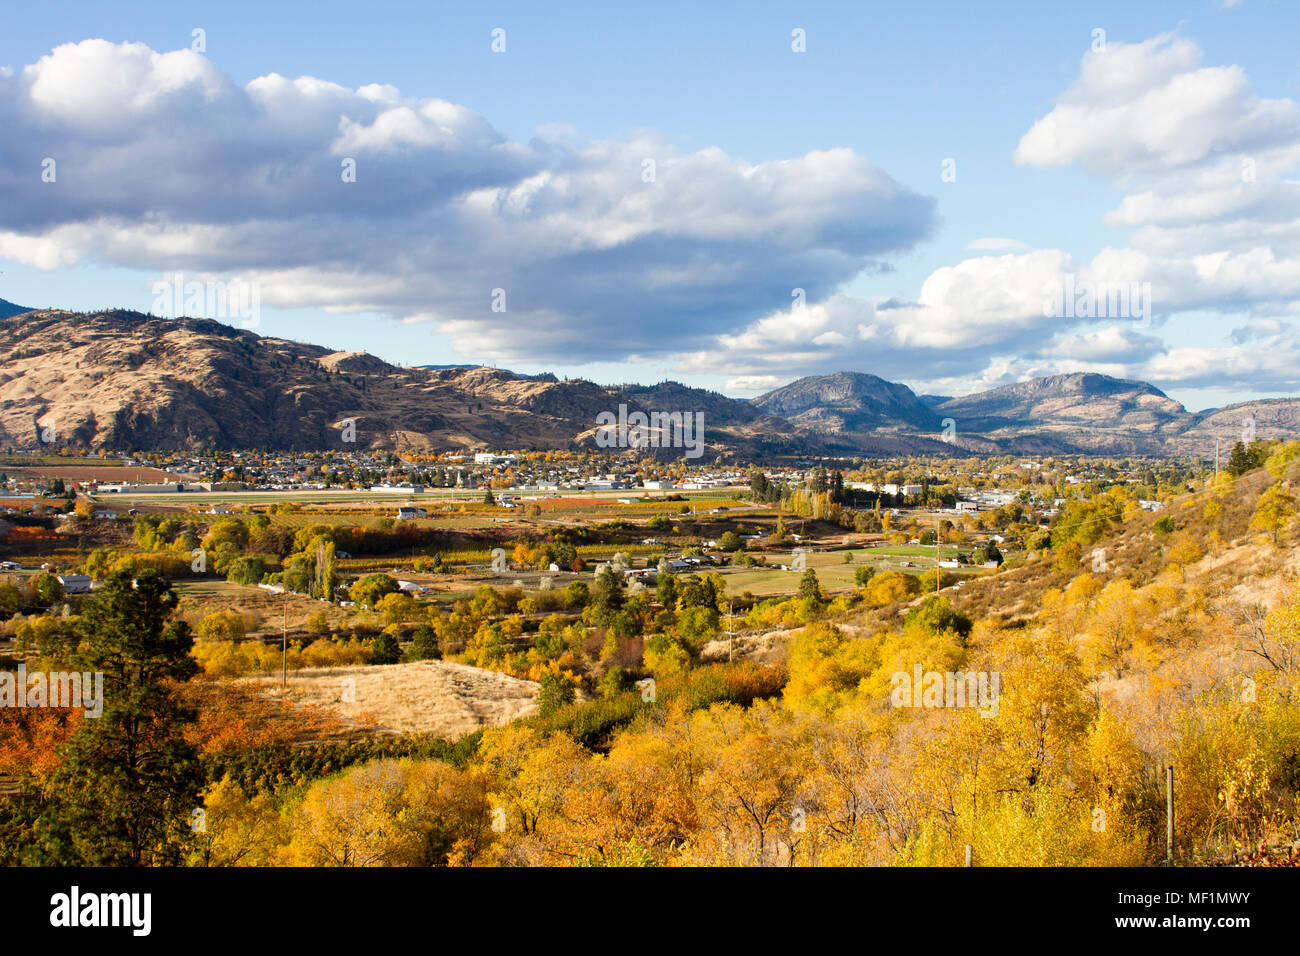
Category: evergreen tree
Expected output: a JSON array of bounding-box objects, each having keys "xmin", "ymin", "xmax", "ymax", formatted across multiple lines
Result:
[
  {"xmin": 38, "ymin": 570, "xmax": 200, "ymax": 865},
  {"xmin": 798, "ymin": 568, "xmax": 823, "ymax": 603}
]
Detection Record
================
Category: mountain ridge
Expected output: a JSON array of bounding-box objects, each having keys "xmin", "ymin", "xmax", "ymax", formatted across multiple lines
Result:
[{"xmin": 0, "ymin": 307, "xmax": 1293, "ymax": 457}]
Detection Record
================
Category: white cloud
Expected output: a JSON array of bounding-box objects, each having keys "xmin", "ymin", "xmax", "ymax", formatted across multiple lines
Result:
[
  {"xmin": 676, "ymin": 32, "xmax": 1300, "ymax": 398},
  {"xmin": 0, "ymin": 39, "xmax": 937, "ymax": 364}
]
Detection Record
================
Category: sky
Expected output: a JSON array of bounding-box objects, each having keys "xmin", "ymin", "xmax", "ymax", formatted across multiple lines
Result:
[{"xmin": 2, "ymin": 0, "xmax": 1299, "ymax": 412}]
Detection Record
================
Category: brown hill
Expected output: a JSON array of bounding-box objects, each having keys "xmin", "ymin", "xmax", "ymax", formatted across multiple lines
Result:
[{"xmin": 0, "ymin": 309, "xmax": 806, "ymax": 457}]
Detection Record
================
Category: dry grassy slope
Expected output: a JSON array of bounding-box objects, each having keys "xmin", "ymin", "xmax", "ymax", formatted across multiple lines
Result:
[
  {"xmin": 240, "ymin": 659, "xmax": 540, "ymax": 738},
  {"xmin": 939, "ymin": 462, "xmax": 1295, "ymax": 628},
  {"xmin": 0, "ymin": 309, "xmax": 816, "ymax": 456}
]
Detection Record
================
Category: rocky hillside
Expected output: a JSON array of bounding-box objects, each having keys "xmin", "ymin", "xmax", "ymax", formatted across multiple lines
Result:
[
  {"xmin": 1, "ymin": 308, "xmax": 1293, "ymax": 456},
  {"xmin": 760, "ymin": 370, "xmax": 1299, "ymax": 457},
  {"xmin": 0, "ymin": 309, "xmax": 807, "ymax": 457},
  {"xmin": 931, "ymin": 373, "xmax": 1193, "ymax": 454}
]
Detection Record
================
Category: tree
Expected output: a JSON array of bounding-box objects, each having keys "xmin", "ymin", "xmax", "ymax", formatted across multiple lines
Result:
[
  {"xmin": 404, "ymin": 624, "xmax": 441, "ymax": 661},
  {"xmin": 38, "ymin": 570, "xmax": 200, "ymax": 865},
  {"xmin": 375, "ymin": 591, "xmax": 420, "ymax": 624},
  {"xmin": 797, "ymin": 569, "xmax": 823, "ymax": 603},
  {"xmin": 904, "ymin": 595, "xmax": 973, "ymax": 642},
  {"xmin": 196, "ymin": 609, "xmax": 245, "ymax": 641},
  {"xmin": 1227, "ymin": 441, "xmax": 1267, "ymax": 477},
  {"xmin": 718, "ymin": 531, "xmax": 743, "ymax": 552},
  {"xmin": 854, "ymin": 565, "xmax": 876, "ymax": 587},
  {"xmin": 589, "ymin": 566, "xmax": 626, "ymax": 625},
  {"xmin": 1251, "ymin": 481, "xmax": 1296, "ymax": 547},
  {"xmin": 563, "ymin": 581, "xmax": 590, "ymax": 610},
  {"xmin": 29, "ymin": 573, "xmax": 64, "ymax": 606},
  {"xmin": 225, "ymin": 556, "xmax": 265, "ymax": 585},
  {"xmin": 350, "ymin": 573, "xmax": 400, "ymax": 607},
  {"xmin": 370, "ymin": 631, "xmax": 402, "ymax": 665},
  {"xmin": 536, "ymin": 671, "xmax": 576, "ymax": 717}
]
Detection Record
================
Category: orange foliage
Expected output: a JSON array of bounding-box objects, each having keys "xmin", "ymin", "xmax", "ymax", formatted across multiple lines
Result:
[{"xmin": 0, "ymin": 708, "xmax": 82, "ymax": 781}]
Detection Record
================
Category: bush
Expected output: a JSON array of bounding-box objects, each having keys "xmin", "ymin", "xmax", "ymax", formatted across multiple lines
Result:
[{"xmin": 196, "ymin": 610, "xmax": 245, "ymax": 642}]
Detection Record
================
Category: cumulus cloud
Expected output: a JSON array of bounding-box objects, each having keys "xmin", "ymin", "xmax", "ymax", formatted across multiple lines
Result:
[
  {"xmin": 0, "ymin": 39, "xmax": 937, "ymax": 363},
  {"xmin": 694, "ymin": 31, "xmax": 1300, "ymax": 401}
]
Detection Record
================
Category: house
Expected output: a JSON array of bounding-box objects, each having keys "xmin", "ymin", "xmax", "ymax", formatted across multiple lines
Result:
[{"xmin": 57, "ymin": 574, "xmax": 92, "ymax": 594}]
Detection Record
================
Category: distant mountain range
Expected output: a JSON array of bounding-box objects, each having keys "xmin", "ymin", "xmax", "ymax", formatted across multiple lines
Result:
[{"xmin": 0, "ymin": 307, "xmax": 1292, "ymax": 458}]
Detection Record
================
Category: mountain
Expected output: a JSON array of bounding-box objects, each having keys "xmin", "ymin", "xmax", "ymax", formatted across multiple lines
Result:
[
  {"xmin": 932, "ymin": 373, "xmax": 1194, "ymax": 454},
  {"xmin": 753, "ymin": 372, "xmax": 940, "ymax": 432},
  {"xmin": 0, "ymin": 309, "xmax": 806, "ymax": 458},
  {"xmin": 2, "ymin": 308, "xmax": 1295, "ymax": 457},
  {"xmin": 0, "ymin": 299, "xmax": 32, "ymax": 319},
  {"xmin": 751, "ymin": 369, "xmax": 1300, "ymax": 456}
]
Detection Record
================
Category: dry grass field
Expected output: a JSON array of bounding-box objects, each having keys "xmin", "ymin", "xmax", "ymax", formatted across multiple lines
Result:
[{"xmin": 238, "ymin": 659, "xmax": 541, "ymax": 737}]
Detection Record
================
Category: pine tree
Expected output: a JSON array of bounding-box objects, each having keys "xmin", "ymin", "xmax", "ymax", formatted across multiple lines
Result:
[{"xmin": 37, "ymin": 570, "xmax": 200, "ymax": 865}]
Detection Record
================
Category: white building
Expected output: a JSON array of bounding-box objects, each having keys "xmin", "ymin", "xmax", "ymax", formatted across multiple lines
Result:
[{"xmin": 57, "ymin": 574, "xmax": 92, "ymax": 594}]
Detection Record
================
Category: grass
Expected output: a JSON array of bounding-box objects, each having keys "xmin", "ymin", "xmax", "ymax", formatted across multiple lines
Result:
[{"xmin": 236, "ymin": 659, "xmax": 539, "ymax": 738}]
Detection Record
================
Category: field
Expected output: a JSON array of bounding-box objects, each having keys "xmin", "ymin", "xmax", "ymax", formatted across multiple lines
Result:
[
  {"xmin": 238, "ymin": 659, "xmax": 540, "ymax": 737},
  {"xmin": 715, "ymin": 544, "xmax": 996, "ymax": 596},
  {"xmin": 4, "ymin": 464, "xmax": 172, "ymax": 482}
]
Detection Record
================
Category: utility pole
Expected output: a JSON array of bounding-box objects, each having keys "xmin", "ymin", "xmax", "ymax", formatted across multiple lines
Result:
[
  {"xmin": 281, "ymin": 593, "xmax": 288, "ymax": 692},
  {"xmin": 935, "ymin": 515, "xmax": 941, "ymax": 595},
  {"xmin": 1166, "ymin": 764, "xmax": 1175, "ymax": 866},
  {"xmin": 728, "ymin": 600, "xmax": 735, "ymax": 662}
]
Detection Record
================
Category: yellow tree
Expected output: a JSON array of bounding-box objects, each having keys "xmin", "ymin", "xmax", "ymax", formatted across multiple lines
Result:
[{"xmin": 1250, "ymin": 481, "xmax": 1296, "ymax": 546}]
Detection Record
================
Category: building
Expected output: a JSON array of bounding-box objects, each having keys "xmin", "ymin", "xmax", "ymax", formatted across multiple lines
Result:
[
  {"xmin": 57, "ymin": 574, "xmax": 92, "ymax": 594},
  {"xmin": 900, "ymin": 484, "xmax": 922, "ymax": 497},
  {"xmin": 396, "ymin": 506, "xmax": 426, "ymax": 520}
]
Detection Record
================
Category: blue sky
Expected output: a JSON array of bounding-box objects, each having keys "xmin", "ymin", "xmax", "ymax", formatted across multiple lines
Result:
[{"xmin": 3, "ymin": 0, "xmax": 1299, "ymax": 411}]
